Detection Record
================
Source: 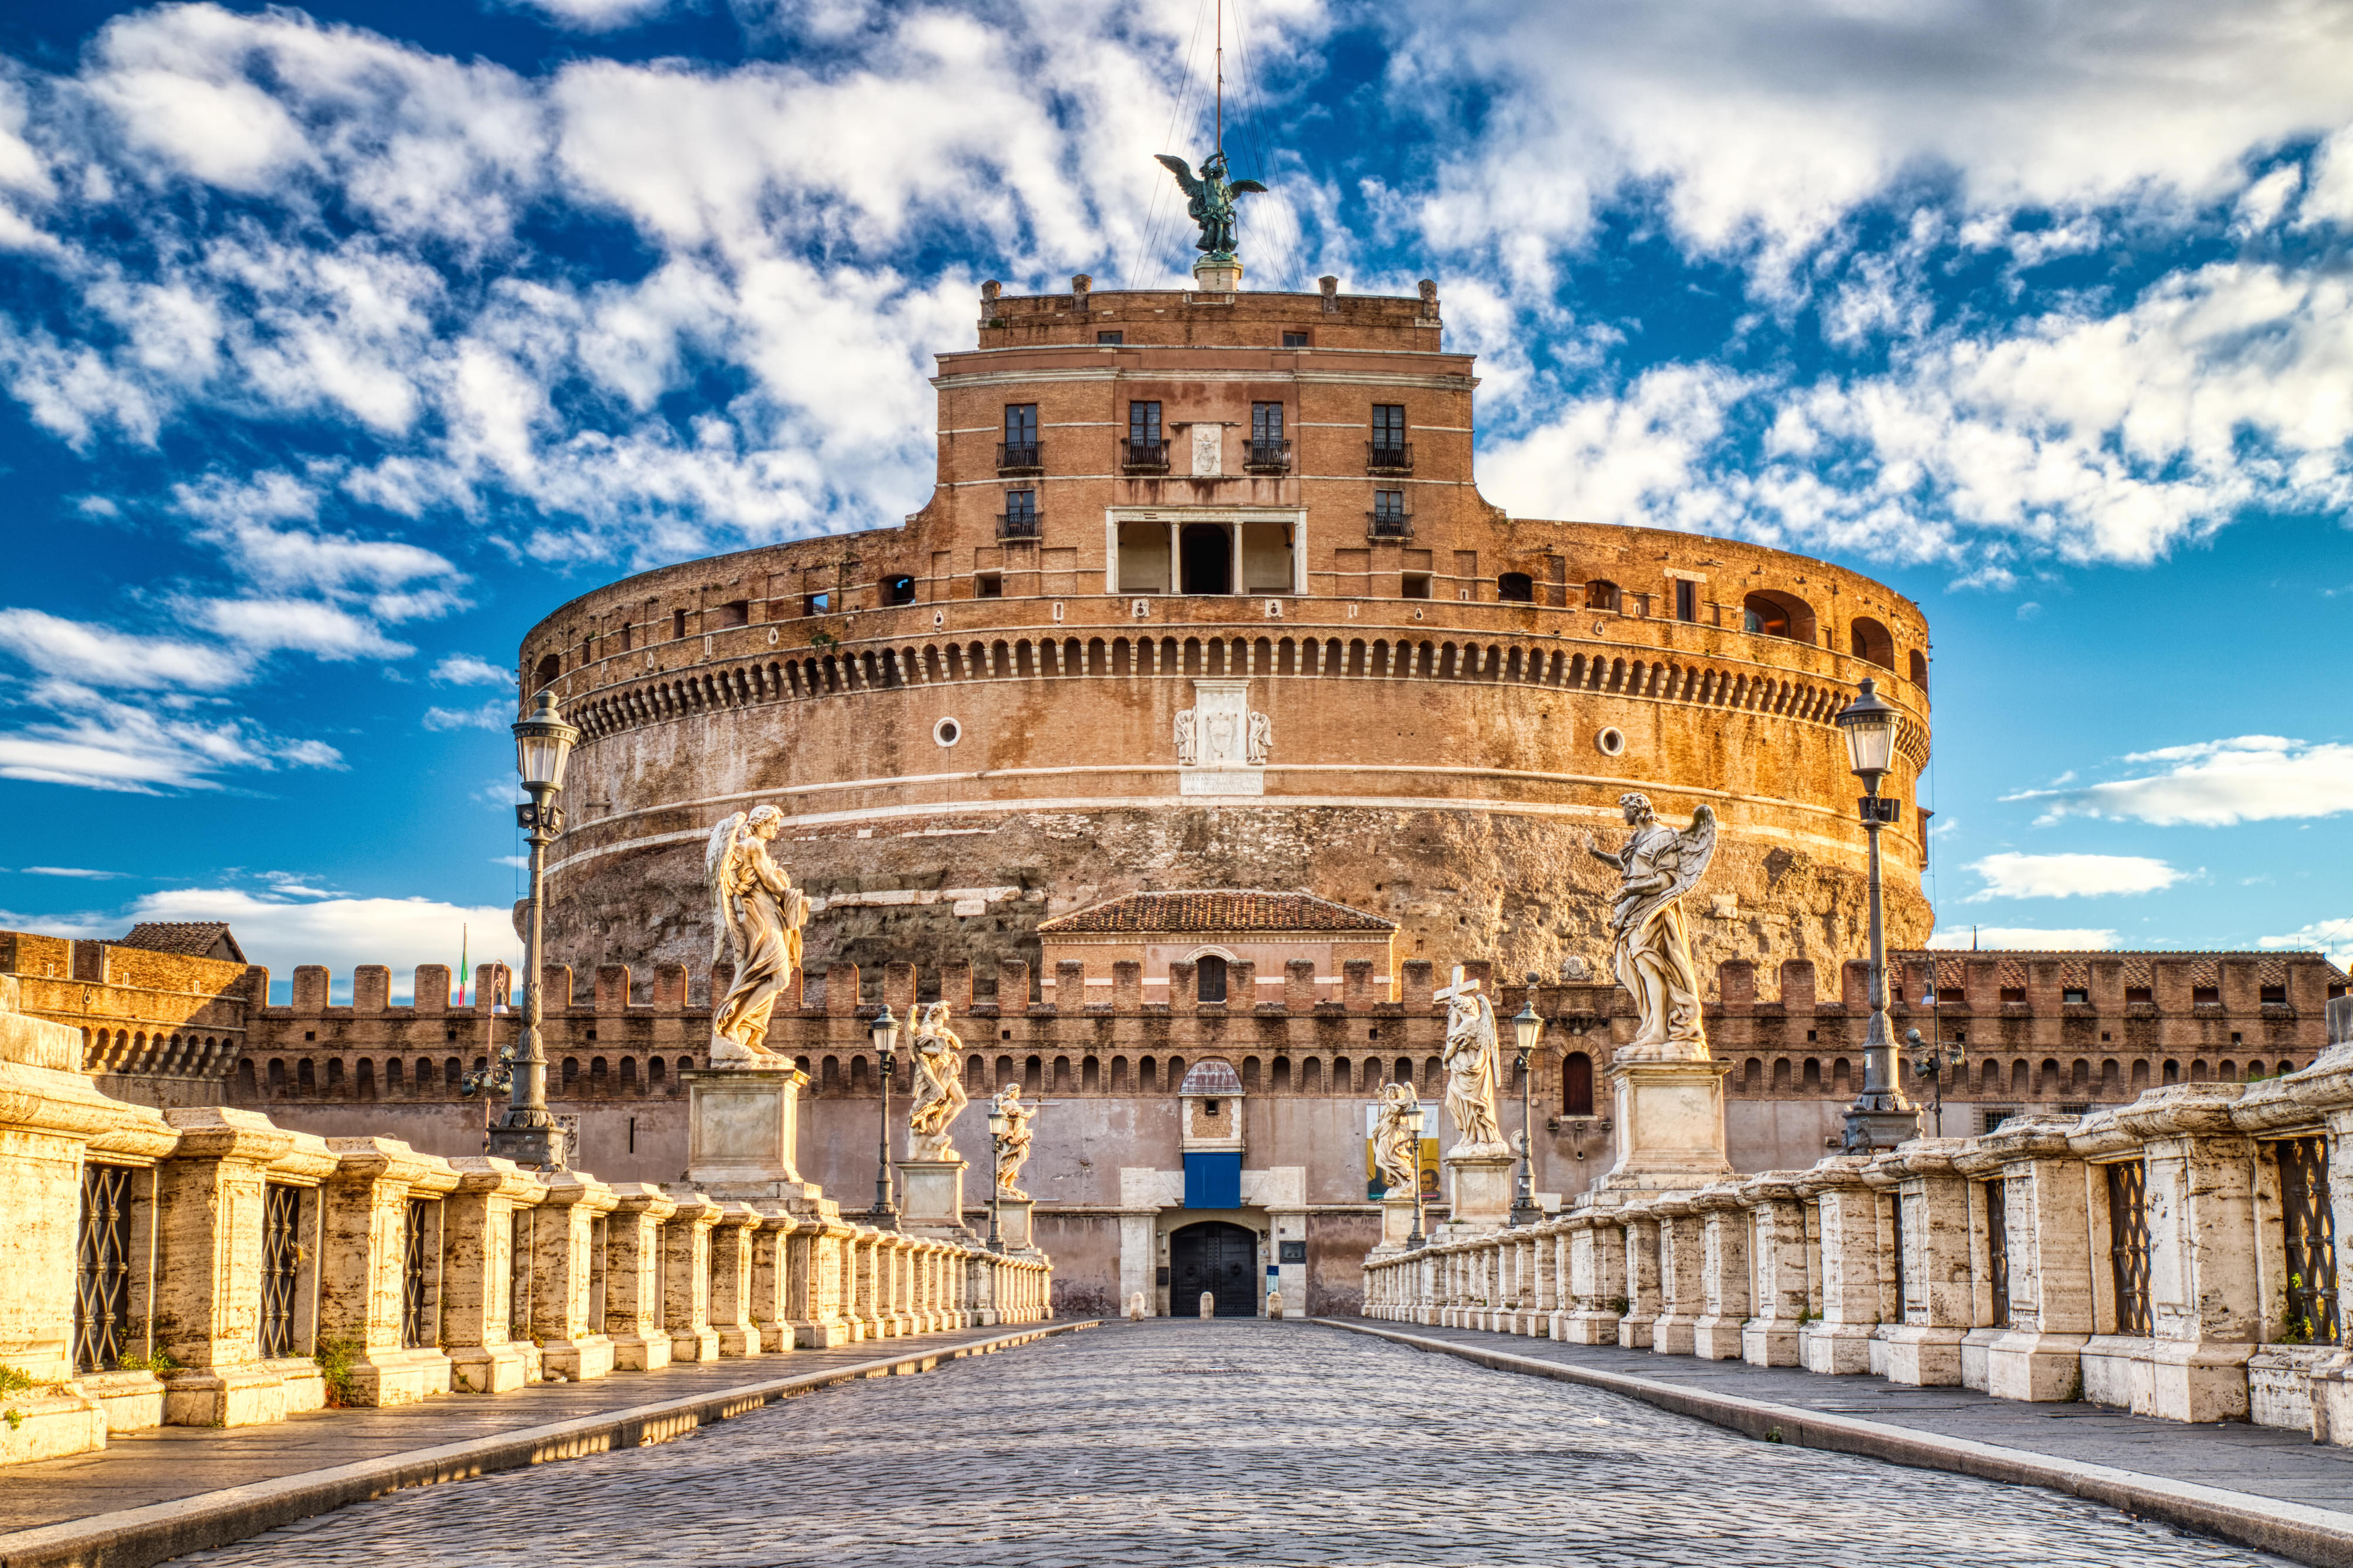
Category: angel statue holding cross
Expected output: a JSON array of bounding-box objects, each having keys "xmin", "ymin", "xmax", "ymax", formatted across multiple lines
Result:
[
  {"xmin": 1435, "ymin": 967, "xmax": 1509, "ymax": 1159},
  {"xmin": 1587, "ymin": 792, "xmax": 1719, "ymax": 1062}
]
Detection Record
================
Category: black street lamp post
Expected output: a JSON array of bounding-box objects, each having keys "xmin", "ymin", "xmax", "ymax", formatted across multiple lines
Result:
[
  {"xmin": 1834, "ymin": 677, "xmax": 1923, "ymax": 1154},
  {"xmin": 474, "ymin": 690, "xmax": 578, "ymax": 1170},
  {"xmin": 1509, "ymin": 974, "xmax": 1545, "ymax": 1226},
  {"xmin": 866, "ymin": 1003, "xmax": 901, "ymax": 1229},
  {"xmin": 985, "ymin": 1100, "xmax": 1008, "ymax": 1253},
  {"xmin": 1404, "ymin": 1099, "xmax": 1428, "ymax": 1250}
]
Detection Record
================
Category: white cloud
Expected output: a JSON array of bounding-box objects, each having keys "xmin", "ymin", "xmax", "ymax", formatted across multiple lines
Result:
[
  {"xmin": 1965, "ymin": 852, "xmax": 2187, "ymax": 902},
  {"xmin": 15, "ymin": 884, "xmax": 518, "ymax": 1000},
  {"xmin": 503, "ymin": 0, "xmax": 676, "ymax": 34},
  {"xmin": 423, "ymin": 699, "xmax": 510, "ymax": 732},
  {"xmin": 194, "ymin": 598, "xmax": 414, "ymax": 661},
  {"xmin": 1927, "ymin": 926, "xmax": 2119, "ymax": 950},
  {"xmin": 0, "ymin": 682, "xmax": 344, "ymax": 793},
  {"xmin": 2012, "ymin": 736, "xmax": 2353, "ymax": 826},
  {"xmin": 0, "ymin": 608, "xmax": 251, "ymax": 690},
  {"xmin": 2262, "ymin": 918, "xmax": 2353, "ymax": 969},
  {"xmin": 15, "ymin": 866, "xmax": 128, "ymax": 879},
  {"xmin": 431, "ymin": 653, "xmax": 513, "ymax": 687}
]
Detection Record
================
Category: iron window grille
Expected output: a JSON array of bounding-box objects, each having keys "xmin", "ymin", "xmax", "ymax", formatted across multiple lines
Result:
[
  {"xmin": 1985, "ymin": 1179, "xmax": 2011, "ymax": 1329},
  {"xmin": 997, "ymin": 492, "xmax": 1041, "ymax": 541},
  {"xmin": 1244, "ymin": 438, "xmax": 1292, "ymax": 474},
  {"xmin": 1368, "ymin": 492, "xmax": 1412, "ymax": 540},
  {"xmin": 402, "ymin": 1198, "xmax": 435, "ymax": 1349},
  {"xmin": 999, "ymin": 405, "xmax": 1039, "ymax": 473},
  {"xmin": 74, "ymin": 1163, "xmax": 134, "ymax": 1374},
  {"xmin": 260, "ymin": 1183, "xmax": 302, "ymax": 1359},
  {"xmin": 1367, "ymin": 441, "xmax": 1414, "ymax": 475},
  {"xmin": 2277, "ymin": 1136, "xmax": 2338, "ymax": 1343},
  {"xmin": 2107, "ymin": 1160, "xmax": 2152, "ymax": 1335},
  {"xmin": 1120, "ymin": 438, "xmax": 1169, "ymax": 473}
]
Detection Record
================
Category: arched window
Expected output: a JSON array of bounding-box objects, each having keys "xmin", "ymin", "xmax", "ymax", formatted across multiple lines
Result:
[
  {"xmin": 1024, "ymin": 1055, "xmax": 1043, "ymax": 1092},
  {"xmin": 444, "ymin": 1057, "xmax": 461, "ymax": 1086},
  {"xmin": 1271, "ymin": 1057, "xmax": 1291, "ymax": 1092},
  {"xmin": 1585, "ymin": 580, "xmax": 1621, "ymax": 613},
  {"xmin": 1908, "ymin": 649, "xmax": 1928, "ymax": 689},
  {"xmin": 650, "ymin": 1056, "xmax": 667, "ymax": 1088},
  {"xmin": 1331, "ymin": 1056, "xmax": 1351, "ymax": 1094},
  {"xmin": 1848, "ymin": 616, "xmax": 1895, "ymax": 668},
  {"xmin": 355, "ymin": 1058, "xmax": 374, "ymax": 1099},
  {"xmin": 1139, "ymin": 1056, "xmax": 1157, "ymax": 1092},
  {"xmin": 1111, "ymin": 1056, "xmax": 1131, "ymax": 1092},
  {"xmin": 968, "ymin": 1053, "xmax": 988, "ymax": 1090},
  {"xmin": 533, "ymin": 653, "xmax": 561, "ymax": 690},
  {"xmin": 1742, "ymin": 590, "xmax": 1817, "ymax": 643},
  {"xmin": 1195, "ymin": 954, "xmax": 1229, "ymax": 1003},
  {"xmin": 1242, "ymin": 1056, "xmax": 1262, "ymax": 1092},
  {"xmin": 236, "ymin": 1059, "xmax": 258, "ymax": 1096},
  {"xmin": 619, "ymin": 1056, "xmax": 638, "ymax": 1090},
  {"xmin": 1497, "ymin": 572, "xmax": 1534, "ymax": 603},
  {"xmin": 1561, "ymin": 1052, "xmax": 1594, "ymax": 1116},
  {"xmin": 1082, "ymin": 1056, "xmax": 1101, "ymax": 1091},
  {"xmin": 384, "ymin": 1057, "xmax": 404, "ymax": 1093},
  {"xmin": 1302, "ymin": 1057, "xmax": 1322, "ymax": 1093}
]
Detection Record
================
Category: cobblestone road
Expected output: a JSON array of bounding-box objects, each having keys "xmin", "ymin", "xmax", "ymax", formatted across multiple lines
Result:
[{"xmin": 175, "ymin": 1322, "xmax": 2292, "ymax": 1568}]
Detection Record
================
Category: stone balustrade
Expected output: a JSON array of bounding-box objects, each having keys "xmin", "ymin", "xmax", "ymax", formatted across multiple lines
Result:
[
  {"xmin": 1364, "ymin": 999, "xmax": 2353, "ymax": 1441},
  {"xmin": 0, "ymin": 983, "xmax": 1052, "ymax": 1468}
]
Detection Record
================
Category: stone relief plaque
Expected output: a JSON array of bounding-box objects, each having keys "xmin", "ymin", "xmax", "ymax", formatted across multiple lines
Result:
[{"xmin": 1177, "ymin": 679, "xmax": 1265, "ymax": 795}]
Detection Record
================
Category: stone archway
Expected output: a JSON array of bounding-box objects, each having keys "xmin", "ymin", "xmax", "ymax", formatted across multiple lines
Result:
[{"xmin": 1169, "ymin": 1220, "xmax": 1257, "ymax": 1316}]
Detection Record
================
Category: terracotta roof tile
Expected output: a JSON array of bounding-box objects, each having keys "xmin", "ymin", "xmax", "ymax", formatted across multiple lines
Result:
[
  {"xmin": 117, "ymin": 922, "xmax": 248, "ymax": 963},
  {"xmin": 1039, "ymin": 890, "xmax": 1396, "ymax": 936}
]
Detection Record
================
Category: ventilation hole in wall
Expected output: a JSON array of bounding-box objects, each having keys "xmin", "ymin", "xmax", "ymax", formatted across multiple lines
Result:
[
  {"xmin": 1595, "ymin": 727, "xmax": 1626, "ymax": 757},
  {"xmin": 934, "ymin": 716, "xmax": 962, "ymax": 747}
]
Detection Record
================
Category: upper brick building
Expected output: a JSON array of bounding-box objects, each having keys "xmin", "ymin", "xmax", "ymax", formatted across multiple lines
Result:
[{"xmin": 516, "ymin": 272, "xmax": 1934, "ymax": 995}]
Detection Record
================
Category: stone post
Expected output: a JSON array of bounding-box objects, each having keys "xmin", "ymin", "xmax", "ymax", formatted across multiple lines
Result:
[
  {"xmin": 439, "ymin": 1157, "xmax": 546, "ymax": 1394},
  {"xmin": 747, "ymin": 1208, "xmax": 799, "ymax": 1352},
  {"xmin": 1793, "ymin": 1157, "xmax": 1879, "ymax": 1375},
  {"xmin": 849, "ymin": 1230, "xmax": 884, "ymax": 1340},
  {"xmin": 151, "ymin": 1108, "xmax": 332, "ymax": 1427},
  {"xmin": 2115, "ymin": 1086, "xmax": 2261, "ymax": 1422},
  {"xmin": 1690, "ymin": 1183, "xmax": 1751, "ymax": 1360},
  {"xmin": 602, "ymin": 1183, "xmax": 678, "ymax": 1370},
  {"xmin": 1652, "ymin": 1197, "xmax": 1705, "ymax": 1356},
  {"xmin": 661, "ymin": 1191, "xmax": 724, "ymax": 1361},
  {"xmin": 317, "ymin": 1137, "xmax": 461, "ymax": 1406},
  {"xmin": 1741, "ymin": 1175, "xmax": 1807, "ymax": 1367},
  {"xmin": 532, "ymin": 1168, "xmax": 619, "ymax": 1382},
  {"xmin": 1558, "ymin": 1213, "xmax": 1625, "ymax": 1344},
  {"xmin": 1617, "ymin": 1208, "xmax": 1662, "ymax": 1349},
  {"xmin": 786, "ymin": 1213, "xmax": 856, "ymax": 1347},
  {"xmin": 708, "ymin": 1202, "xmax": 762, "ymax": 1357},
  {"xmin": 1971, "ymin": 1117, "xmax": 2095, "ymax": 1401},
  {"xmin": 1871, "ymin": 1142, "xmax": 1974, "ymax": 1387},
  {"xmin": 1531, "ymin": 1225, "xmax": 1561, "ymax": 1334}
]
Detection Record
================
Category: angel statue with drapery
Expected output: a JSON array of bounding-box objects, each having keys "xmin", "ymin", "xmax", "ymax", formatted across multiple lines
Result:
[
  {"xmin": 906, "ymin": 1002, "xmax": 970, "ymax": 1162},
  {"xmin": 1587, "ymin": 793, "xmax": 1719, "ymax": 1062},
  {"xmin": 1154, "ymin": 151, "xmax": 1267, "ymax": 259},
  {"xmin": 1439, "ymin": 976, "xmax": 1508, "ymax": 1158},
  {"xmin": 705, "ymin": 805, "xmax": 809, "ymax": 1065}
]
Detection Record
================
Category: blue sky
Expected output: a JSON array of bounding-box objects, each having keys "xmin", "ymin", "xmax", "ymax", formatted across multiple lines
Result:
[{"xmin": 2, "ymin": 0, "xmax": 2352, "ymax": 993}]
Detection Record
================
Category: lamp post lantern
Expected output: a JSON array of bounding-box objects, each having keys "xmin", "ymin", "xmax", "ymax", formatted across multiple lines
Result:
[
  {"xmin": 866, "ymin": 1003, "xmax": 901, "ymax": 1229},
  {"xmin": 1834, "ymin": 678, "xmax": 1922, "ymax": 1154},
  {"xmin": 1402, "ymin": 1099, "xmax": 1428, "ymax": 1250},
  {"xmin": 478, "ymin": 690, "xmax": 578, "ymax": 1169},
  {"xmin": 1508, "ymin": 973, "xmax": 1545, "ymax": 1227},
  {"xmin": 985, "ymin": 1102, "xmax": 1009, "ymax": 1252}
]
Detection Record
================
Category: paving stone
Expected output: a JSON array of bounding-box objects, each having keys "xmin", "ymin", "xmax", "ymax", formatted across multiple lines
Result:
[{"xmin": 167, "ymin": 1322, "xmax": 2292, "ymax": 1567}]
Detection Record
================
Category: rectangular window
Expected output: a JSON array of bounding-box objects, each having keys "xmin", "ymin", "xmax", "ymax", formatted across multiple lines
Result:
[
  {"xmin": 802, "ymin": 592, "xmax": 830, "ymax": 616},
  {"xmin": 2063, "ymin": 987, "xmax": 2088, "ymax": 1005},
  {"xmin": 975, "ymin": 572, "xmax": 1002, "ymax": 598},
  {"xmin": 2194, "ymin": 986, "xmax": 2221, "ymax": 1006},
  {"xmin": 1096, "ymin": 330, "xmax": 1124, "ymax": 345},
  {"xmin": 618, "ymin": 622, "xmax": 632, "ymax": 652},
  {"xmin": 2262, "ymin": 985, "xmax": 2289, "ymax": 1005},
  {"xmin": 1675, "ymin": 579, "xmax": 1697, "ymax": 622},
  {"xmin": 1005, "ymin": 489, "xmax": 1037, "ymax": 523},
  {"xmin": 1004, "ymin": 403, "xmax": 1038, "ymax": 443},
  {"xmin": 1251, "ymin": 402, "xmax": 1284, "ymax": 444},
  {"xmin": 712, "ymin": 599, "xmax": 748, "ymax": 628},
  {"xmin": 1282, "ymin": 331, "xmax": 1309, "ymax": 348},
  {"xmin": 1401, "ymin": 573, "xmax": 1431, "ymax": 599},
  {"xmin": 1129, "ymin": 401, "xmax": 1161, "ymax": 446},
  {"xmin": 671, "ymin": 609, "xmax": 688, "ymax": 640},
  {"xmin": 2125, "ymin": 986, "xmax": 2154, "ymax": 1005},
  {"xmin": 1372, "ymin": 490, "xmax": 1407, "ymax": 523},
  {"xmin": 1372, "ymin": 405, "xmax": 1405, "ymax": 444}
]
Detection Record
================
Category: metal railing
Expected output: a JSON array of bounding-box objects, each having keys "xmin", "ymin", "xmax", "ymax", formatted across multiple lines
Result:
[
  {"xmin": 997, "ymin": 512, "xmax": 1042, "ymax": 541},
  {"xmin": 1119, "ymin": 438, "xmax": 1168, "ymax": 473},
  {"xmin": 1367, "ymin": 508, "xmax": 1415, "ymax": 541},
  {"xmin": 1244, "ymin": 438, "xmax": 1292, "ymax": 474},
  {"xmin": 74, "ymin": 1163, "xmax": 133, "ymax": 1373},
  {"xmin": 1368, "ymin": 441, "xmax": 1414, "ymax": 474},
  {"xmin": 260, "ymin": 1183, "xmax": 301, "ymax": 1358},
  {"xmin": 996, "ymin": 441, "xmax": 1042, "ymax": 474},
  {"xmin": 402, "ymin": 1198, "xmax": 434, "ymax": 1349}
]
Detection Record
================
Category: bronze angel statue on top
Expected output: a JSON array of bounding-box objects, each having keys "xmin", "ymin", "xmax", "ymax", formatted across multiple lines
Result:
[
  {"xmin": 1154, "ymin": 151, "xmax": 1267, "ymax": 258},
  {"xmin": 1587, "ymin": 793, "xmax": 1719, "ymax": 1062},
  {"xmin": 705, "ymin": 804, "xmax": 809, "ymax": 1065}
]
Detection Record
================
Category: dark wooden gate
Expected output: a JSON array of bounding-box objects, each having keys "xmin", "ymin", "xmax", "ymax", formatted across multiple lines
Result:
[{"xmin": 1170, "ymin": 1222, "xmax": 1258, "ymax": 1317}]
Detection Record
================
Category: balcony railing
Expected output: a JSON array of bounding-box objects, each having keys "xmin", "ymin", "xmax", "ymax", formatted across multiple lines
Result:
[
  {"xmin": 996, "ymin": 512, "xmax": 1041, "ymax": 541},
  {"xmin": 1367, "ymin": 441, "xmax": 1414, "ymax": 475},
  {"xmin": 996, "ymin": 441, "xmax": 1042, "ymax": 475},
  {"xmin": 1366, "ymin": 509, "xmax": 1414, "ymax": 541},
  {"xmin": 1244, "ymin": 438, "xmax": 1293, "ymax": 475},
  {"xmin": 1119, "ymin": 438, "xmax": 1169, "ymax": 473}
]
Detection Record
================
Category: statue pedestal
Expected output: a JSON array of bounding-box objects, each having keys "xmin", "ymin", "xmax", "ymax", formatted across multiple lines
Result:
[
  {"xmin": 1192, "ymin": 255, "xmax": 1242, "ymax": 293},
  {"xmin": 896, "ymin": 1157, "xmax": 970, "ymax": 1238},
  {"xmin": 1599, "ymin": 1059, "xmax": 1735, "ymax": 1192},
  {"xmin": 1378, "ymin": 1192, "xmax": 1423, "ymax": 1249},
  {"xmin": 684, "ymin": 1068, "xmax": 822, "ymax": 1201},
  {"xmin": 1439, "ymin": 1153, "xmax": 1515, "ymax": 1235},
  {"xmin": 993, "ymin": 1196, "xmax": 1037, "ymax": 1254}
]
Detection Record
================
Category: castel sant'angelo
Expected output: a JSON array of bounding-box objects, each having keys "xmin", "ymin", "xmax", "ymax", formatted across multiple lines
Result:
[{"xmin": 520, "ymin": 262, "xmax": 1934, "ymax": 996}]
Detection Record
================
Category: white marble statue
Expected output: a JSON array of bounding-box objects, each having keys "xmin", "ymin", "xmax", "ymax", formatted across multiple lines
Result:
[
  {"xmin": 991, "ymin": 1084, "xmax": 1036, "ymax": 1198},
  {"xmin": 906, "ymin": 1002, "xmax": 969, "ymax": 1162},
  {"xmin": 1246, "ymin": 710, "xmax": 1272, "ymax": 765},
  {"xmin": 1372, "ymin": 1080, "xmax": 1421, "ymax": 1195},
  {"xmin": 1174, "ymin": 709, "xmax": 1197, "ymax": 765},
  {"xmin": 1587, "ymin": 792, "xmax": 1719, "ymax": 1061},
  {"xmin": 704, "ymin": 805, "xmax": 808, "ymax": 1065},
  {"xmin": 1436, "ymin": 967, "xmax": 1508, "ymax": 1157}
]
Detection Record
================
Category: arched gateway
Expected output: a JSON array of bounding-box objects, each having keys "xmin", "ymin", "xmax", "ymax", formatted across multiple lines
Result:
[{"xmin": 1169, "ymin": 1220, "xmax": 1258, "ymax": 1317}]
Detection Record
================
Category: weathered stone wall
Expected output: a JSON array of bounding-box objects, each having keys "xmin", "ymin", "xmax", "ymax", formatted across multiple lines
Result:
[{"xmin": 0, "ymin": 929, "xmax": 256, "ymax": 1102}]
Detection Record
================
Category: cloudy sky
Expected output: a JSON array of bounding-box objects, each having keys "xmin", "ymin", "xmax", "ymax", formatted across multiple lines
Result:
[{"xmin": 2, "ymin": 0, "xmax": 2351, "ymax": 993}]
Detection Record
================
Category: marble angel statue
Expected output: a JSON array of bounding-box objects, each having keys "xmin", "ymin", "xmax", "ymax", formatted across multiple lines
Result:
[
  {"xmin": 1372, "ymin": 1081, "xmax": 1422, "ymax": 1196},
  {"xmin": 1587, "ymin": 792, "xmax": 1718, "ymax": 1061},
  {"xmin": 1439, "ymin": 978, "xmax": 1508, "ymax": 1157},
  {"xmin": 906, "ymin": 1002, "xmax": 970, "ymax": 1162},
  {"xmin": 991, "ymin": 1085, "xmax": 1036, "ymax": 1198},
  {"xmin": 704, "ymin": 805, "xmax": 808, "ymax": 1065}
]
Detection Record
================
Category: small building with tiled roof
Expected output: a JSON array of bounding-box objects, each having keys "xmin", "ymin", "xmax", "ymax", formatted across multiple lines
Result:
[
  {"xmin": 1037, "ymin": 890, "xmax": 1397, "ymax": 1006},
  {"xmin": 118, "ymin": 922, "xmax": 246, "ymax": 965}
]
